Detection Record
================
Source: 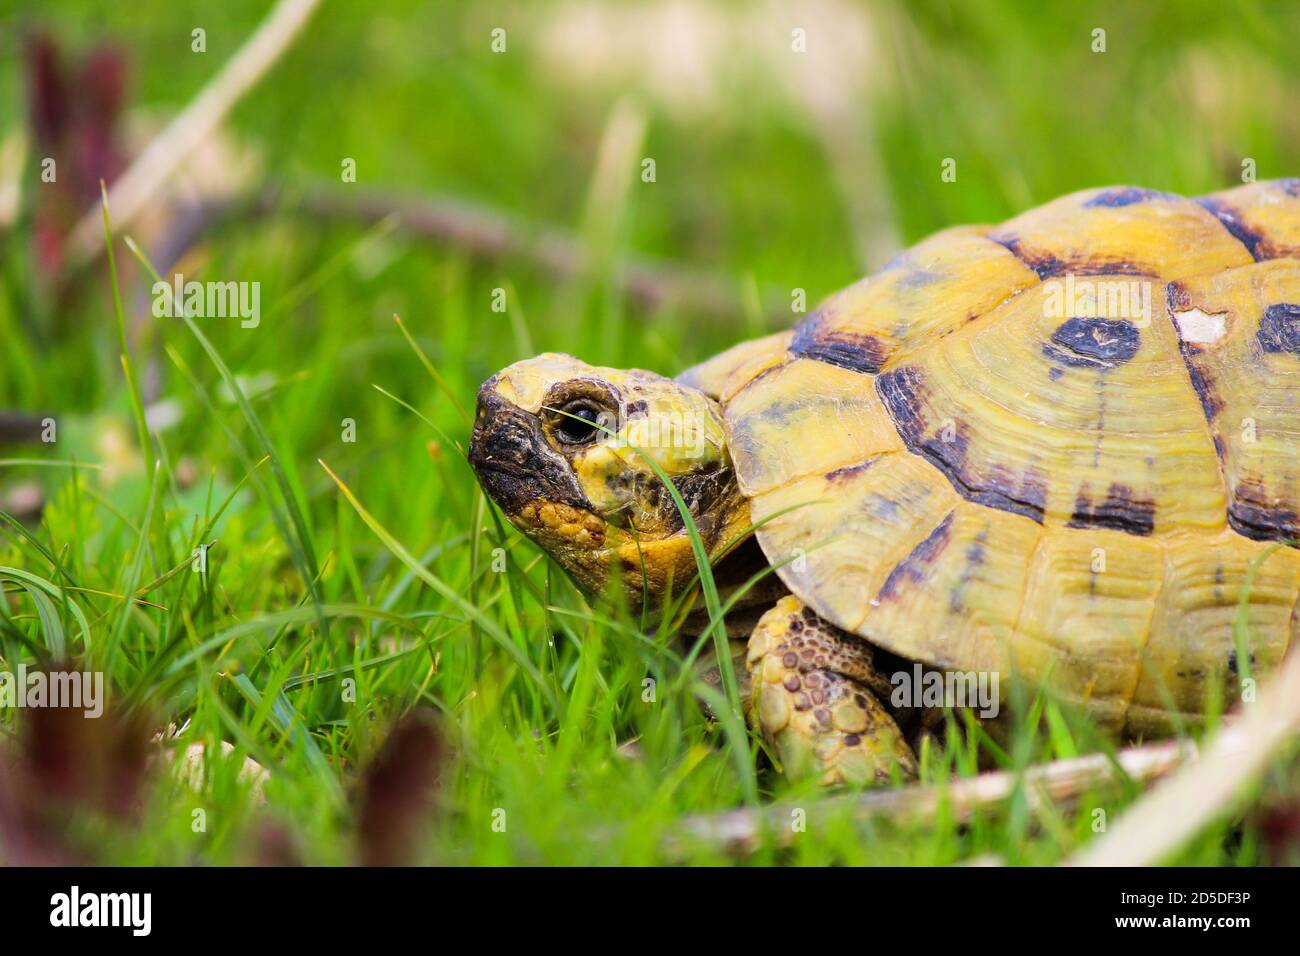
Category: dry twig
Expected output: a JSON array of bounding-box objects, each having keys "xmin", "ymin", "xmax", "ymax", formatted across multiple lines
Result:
[
  {"xmin": 66, "ymin": 0, "xmax": 323, "ymax": 267},
  {"xmin": 147, "ymin": 183, "xmax": 773, "ymax": 321},
  {"xmin": 665, "ymin": 737, "xmax": 1194, "ymax": 859}
]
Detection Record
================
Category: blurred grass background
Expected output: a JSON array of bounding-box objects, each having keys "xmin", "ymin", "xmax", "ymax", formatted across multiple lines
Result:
[{"xmin": 0, "ymin": 0, "xmax": 1297, "ymax": 865}]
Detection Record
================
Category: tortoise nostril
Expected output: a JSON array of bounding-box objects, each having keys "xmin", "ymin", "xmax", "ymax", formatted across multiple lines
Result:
[
  {"xmin": 472, "ymin": 421, "xmax": 529, "ymax": 470},
  {"xmin": 493, "ymin": 428, "xmax": 532, "ymax": 463}
]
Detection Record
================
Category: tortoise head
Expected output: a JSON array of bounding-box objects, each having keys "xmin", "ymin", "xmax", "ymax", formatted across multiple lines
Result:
[{"xmin": 469, "ymin": 353, "xmax": 746, "ymax": 608}]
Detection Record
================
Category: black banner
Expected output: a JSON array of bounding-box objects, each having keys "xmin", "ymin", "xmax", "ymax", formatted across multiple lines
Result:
[{"xmin": 0, "ymin": 865, "xmax": 1279, "ymax": 941}]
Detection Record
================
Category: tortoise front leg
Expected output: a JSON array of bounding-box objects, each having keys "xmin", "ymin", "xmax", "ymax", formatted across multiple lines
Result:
[{"xmin": 746, "ymin": 595, "xmax": 918, "ymax": 786}]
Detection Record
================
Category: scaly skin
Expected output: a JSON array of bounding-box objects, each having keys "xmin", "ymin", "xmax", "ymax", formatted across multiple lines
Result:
[{"xmin": 747, "ymin": 595, "xmax": 917, "ymax": 786}]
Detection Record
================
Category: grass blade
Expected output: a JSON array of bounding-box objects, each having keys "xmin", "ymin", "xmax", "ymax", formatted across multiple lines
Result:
[{"xmin": 319, "ymin": 459, "xmax": 557, "ymax": 709}]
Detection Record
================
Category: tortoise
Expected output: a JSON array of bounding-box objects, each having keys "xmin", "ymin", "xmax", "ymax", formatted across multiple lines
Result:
[{"xmin": 468, "ymin": 181, "xmax": 1300, "ymax": 785}]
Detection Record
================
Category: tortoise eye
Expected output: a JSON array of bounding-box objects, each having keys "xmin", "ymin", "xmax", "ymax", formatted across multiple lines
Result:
[{"xmin": 553, "ymin": 402, "xmax": 605, "ymax": 445}]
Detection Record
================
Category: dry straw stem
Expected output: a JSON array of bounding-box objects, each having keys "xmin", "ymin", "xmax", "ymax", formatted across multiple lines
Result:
[
  {"xmin": 1070, "ymin": 644, "xmax": 1300, "ymax": 866},
  {"xmin": 667, "ymin": 737, "xmax": 1193, "ymax": 859},
  {"xmin": 65, "ymin": 0, "xmax": 323, "ymax": 268}
]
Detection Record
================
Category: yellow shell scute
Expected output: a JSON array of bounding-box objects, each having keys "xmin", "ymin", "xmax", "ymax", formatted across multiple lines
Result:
[
  {"xmin": 988, "ymin": 186, "xmax": 1252, "ymax": 280},
  {"xmin": 678, "ymin": 330, "xmax": 793, "ymax": 402},
  {"xmin": 796, "ymin": 225, "xmax": 1038, "ymax": 373},
  {"xmin": 747, "ymin": 453, "xmax": 959, "ymax": 635},
  {"xmin": 725, "ymin": 358, "xmax": 903, "ymax": 497}
]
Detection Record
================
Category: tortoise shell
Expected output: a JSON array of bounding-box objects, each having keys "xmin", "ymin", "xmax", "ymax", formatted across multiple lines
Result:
[{"xmin": 680, "ymin": 181, "xmax": 1300, "ymax": 735}]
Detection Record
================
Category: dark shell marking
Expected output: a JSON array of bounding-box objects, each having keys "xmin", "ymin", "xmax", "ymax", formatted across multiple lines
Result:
[
  {"xmin": 1166, "ymin": 283, "xmax": 1225, "ymax": 418},
  {"xmin": 1083, "ymin": 187, "xmax": 1176, "ymax": 208},
  {"xmin": 791, "ymin": 314, "xmax": 889, "ymax": 374},
  {"xmin": 1257, "ymin": 304, "xmax": 1300, "ymax": 354},
  {"xmin": 876, "ymin": 366, "xmax": 1048, "ymax": 523},
  {"xmin": 987, "ymin": 234, "xmax": 1068, "ymax": 279},
  {"xmin": 1228, "ymin": 478, "xmax": 1300, "ymax": 542},
  {"xmin": 1043, "ymin": 318, "xmax": 1141, "ymax": 369},
  {"xmin": 825, "ymin": 459, "xmax": 881, "ymax": 483},
  {"xmin": 1196, "ymin": 197, "xmax": 1264, "ymax": 261},
  {"xmin": 1228, "ymin": 501, "xmax": 1299, "ymax": 542},
  {"xmin": 988, "ymin": 234, "xmax": 1153, "ymax": 279},
  {"xmin": 876, "ymin": 511, "xmax": 954, "ymax": 602},
  {"xmin": 1177, "ymin": 344, "xmax": 1225, "ymax": 421},
  {"xmin": 1067, "ymin": 483, "xmax": 1156, "ymax": 536},
  {"xmin": 1166, "ymin": 281, "xmax": 1193, "ymax": 312},
  {"xmin": 948, "ymin": 530, "xmax": 988, "ymax": 614},
  {"xmin": 1227, "ymin": 649, "xmax": 1257, "ymax": 676}
]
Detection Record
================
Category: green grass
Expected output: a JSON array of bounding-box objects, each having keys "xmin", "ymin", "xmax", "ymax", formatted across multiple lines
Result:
[{"xmin": 1, "ymin": 0, "xmax": 1298, "ymax": 865}]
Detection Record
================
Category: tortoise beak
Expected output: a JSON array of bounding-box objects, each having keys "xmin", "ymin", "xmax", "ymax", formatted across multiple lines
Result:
[{"xmin": 469, "ymin": 385, "xmax": 593, "ymax": 517}]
